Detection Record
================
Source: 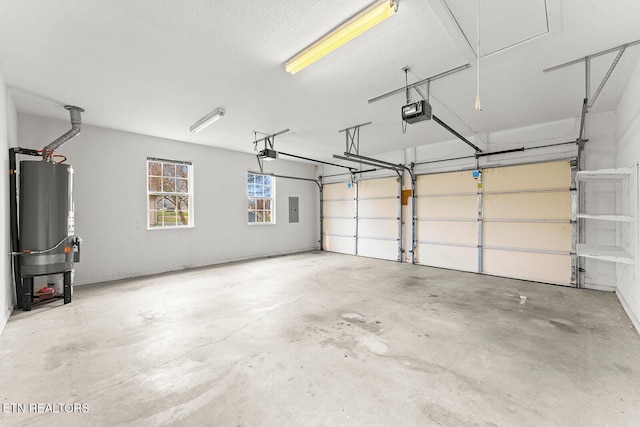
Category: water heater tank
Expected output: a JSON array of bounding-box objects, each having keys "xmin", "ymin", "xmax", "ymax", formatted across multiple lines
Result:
[{"xmin": 19, "ymin": 161, "xmax": 75, "ymax": 276}]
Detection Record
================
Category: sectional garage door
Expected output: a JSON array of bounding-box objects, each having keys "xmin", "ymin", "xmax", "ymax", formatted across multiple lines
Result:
[
  {"xmin": 322, "ymin": 182, "xmax": 355, "ymax": 255},
  {"xmin": 322, "ymin": 177, "xmax": 400, "ymax": 261},
  {"xmin": 416, "ymin": 161, "xmax": 573, "ymax": 285},
  {"xmin": 482, "ymin": 162, "xmax": 572, "ymax": 285},
  {"xmin": 357, "ymin": 177, "xmax": 400, "ymax": 261},
  {"xmin": 415, "ymin": 170, "xmax": 479, "ymax": 272}
]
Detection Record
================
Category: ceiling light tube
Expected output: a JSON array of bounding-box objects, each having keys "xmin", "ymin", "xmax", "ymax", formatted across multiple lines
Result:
[
  {"xmin": 189, "ymin": 107, "xmax": 225, "ymax": 133},
  {"xmin": 285, "ymin": 0, "xmax": 398, "ymax": 75}
]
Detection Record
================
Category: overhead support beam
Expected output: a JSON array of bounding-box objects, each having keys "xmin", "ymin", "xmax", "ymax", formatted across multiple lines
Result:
[
  {"xmin": 432, "ymin": 115, "xmax": 482, "ymax": 153},
  {"xmin": 413, "ymin": 140, "xmax": 580, "ymax": 166},
  {"xmin": 543, "ymin": 39, "xmax": 639, "ymax": 110},
  {"xmin": 339, "ymin": 122, "xmax": 371, "ymax": 155},
  {"xmin": 278, "ymin": 151, "xmax": 355, "ymax": 171},
  {"xmin": 333, "ymin": 155, "xmax": 403, "ymax": 173},
  {"xmin": 543, "ymin": 39, "xmax": 640, "ymax": 73},
  {"xmin": 333, "ymin": 153, "xmax": 409, "ymax": 174},
  {"xmin": 368, "ymin": 64, "xmax": 471, "ymax": 104}
]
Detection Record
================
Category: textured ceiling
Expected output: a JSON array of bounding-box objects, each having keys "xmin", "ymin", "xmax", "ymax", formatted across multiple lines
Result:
[{"xmin": 0, "ymin": 0, "xmax": 639, "ymax": 162}]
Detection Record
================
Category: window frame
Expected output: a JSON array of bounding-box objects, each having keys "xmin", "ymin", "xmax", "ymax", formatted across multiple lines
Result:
[
  {"xmin": 147, "ymin": 158, "xmax": 194, "ymax": 230},
  {"xmin": 247, "ymin": 172, "xmax": 276, "ymax": 225}
]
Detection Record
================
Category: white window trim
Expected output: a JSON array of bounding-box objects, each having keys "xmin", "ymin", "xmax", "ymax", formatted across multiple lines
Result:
[
  {"xmin": 247, "ymin": 172, "xmax": 276, "ymax": 225},
  {"xmin": 147, "ymin": 158, "xmax": 195, "ymax": 230}
]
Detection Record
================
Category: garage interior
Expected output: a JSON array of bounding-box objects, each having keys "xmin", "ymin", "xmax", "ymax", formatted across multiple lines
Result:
[{"xmin": 1, "ymin": 0, "xmax": 640, "ymax": 425}]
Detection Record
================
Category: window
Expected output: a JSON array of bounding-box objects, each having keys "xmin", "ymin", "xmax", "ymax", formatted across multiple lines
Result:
[
  {"xmin": 147, "ymin": 158, "xmax": 193, "ymax": 228},
  {"xmin": 247, "ymin": 172, "xmax": 275, "ymax": 224}
]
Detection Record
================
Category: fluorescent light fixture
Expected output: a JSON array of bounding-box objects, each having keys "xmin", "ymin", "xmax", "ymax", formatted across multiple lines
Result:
[
  {"xmin": 285, "ymin": 0, "xmax": 398, "ymax": 75},
  {"xmin": 189, "ymin": 107, "xmax": 225, "ymax": 133}
]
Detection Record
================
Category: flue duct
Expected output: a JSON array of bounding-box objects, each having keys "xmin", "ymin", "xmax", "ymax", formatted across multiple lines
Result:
[{"xmin": 42, "ymin": 105, "xmax": 84, "ymax": 160}]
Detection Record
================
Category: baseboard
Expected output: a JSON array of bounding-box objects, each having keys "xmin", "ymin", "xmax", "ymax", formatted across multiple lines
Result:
[
  {"xmin": 0, "ymin": 303, "xmax": 13, "ymax": 336},
  {"xmin": 616, "ymin": 289, "xmax": 640, "ymax": 336},
  {"xmin": 73, "ymin": 247, "xmax": 321, "ymax": 286},
  {"xmin": 584, "ymin": 283, "xmax": 616, "ymax": 292}
]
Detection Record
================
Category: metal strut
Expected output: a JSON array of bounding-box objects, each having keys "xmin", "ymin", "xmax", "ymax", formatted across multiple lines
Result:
[
  {"xmin": 339, "ymin": 122, "xmax": 372, "ymax": 156},
  {"xmin": 253, "ymin": 128, "xmax": 289, "ymax": 152},
  {"xmin": 544, "ymin": 39, "xmax": 639, "ymax": 110}
]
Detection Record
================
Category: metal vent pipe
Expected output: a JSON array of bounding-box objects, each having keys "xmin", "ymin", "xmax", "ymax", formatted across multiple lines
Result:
[{"xmin": 42, "ymin": 105, "xmax": 84, "ymax": 159}]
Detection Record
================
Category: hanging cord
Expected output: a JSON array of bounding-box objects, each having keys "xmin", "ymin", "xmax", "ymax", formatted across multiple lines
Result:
[{"xmin": 475, "ymin": 0, "xmax": 482, "ymax": 111}]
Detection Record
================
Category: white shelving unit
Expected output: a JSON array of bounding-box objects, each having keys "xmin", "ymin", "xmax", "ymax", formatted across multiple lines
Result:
[{"xmin": 576, "ymin": 166, "xmax": 638, "ymax": 267}]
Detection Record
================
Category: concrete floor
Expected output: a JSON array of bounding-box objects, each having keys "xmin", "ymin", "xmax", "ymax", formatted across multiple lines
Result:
[{"xmin": 1, "ymin": 251, "xmax": 639, "ymax": 426}]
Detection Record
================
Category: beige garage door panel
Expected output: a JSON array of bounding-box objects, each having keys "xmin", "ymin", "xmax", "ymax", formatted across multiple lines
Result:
[
  {"xmin": 359, "ymin": 219, "xmax": 397, "ymax": 239},
  {"xmin": 484, "ymin": 222, "xmax": 571, "ymax": 252},
  {"xmin": 417, "ymin": 196, "xmax": 477, "ymax": 219},
  {"xmin": 417, "ymin": 244, "xmax": 478, "ymax": 272},
  {"xmin": 358, "ymin": 239, "xmax": 398, "ymax": 261},
  {"xmin": 417, "ymin": 171, "xmax": 477, "ymax": 194},
  {"xmin": 359, "ymin": 199, "xmax": 397, "ymax": 218},
  {"xmin": 358, "ymin": 177, "xmax": 398, "ymax": 197},
  {"xmin": 483, "ymin": 161, "xmax": 570, "ymax": 192},
  {"xmin": 417, "ymin": 221, "xmax": 477, "ymax": 245},
  {"xmin": 484, "ymin": 250, "xmax": 571, "ymax": 285},
  {"xmin": 324, "ymin": 200, "xmax": 354, "ymax": 217},
  {"xmin": 324, "ymin": 218, "xmax": 355, "ymax": 236},
  {"xmin": 323, "ymin": 235, "xmax": 354, "ymax": 255},
  {"xmin": 323, "ymin": 182, "xmax": 354, "ymax": 199},
  {"xmin": 483, "ymin": 192, "xmax": 570, "ymax": 220}
]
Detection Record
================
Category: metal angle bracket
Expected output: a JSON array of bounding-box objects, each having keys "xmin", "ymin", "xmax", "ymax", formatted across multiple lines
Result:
[
  {"xmin": 252, "ymin": 128, "xmax": 290, "ymax": 152},
  {"xmin": 339, "ymin": 122, "xmax": 372, "ymax": 156},
  {"xmin": 543, "ymin": 39, "xmax": 639, "ymax": 111}
]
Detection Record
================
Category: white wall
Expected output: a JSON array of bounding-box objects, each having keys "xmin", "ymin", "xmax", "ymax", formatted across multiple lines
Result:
[
  {"xmin": 616, "ymin": 55, "xmax": 640, "ymax": 332},
  {"xmin": 17, "ymin": 114, "xmax": 320, "ymax": 285},
  {"xmin": 1, "ymin": 72, "xmax": 18, "ymax": 335}
]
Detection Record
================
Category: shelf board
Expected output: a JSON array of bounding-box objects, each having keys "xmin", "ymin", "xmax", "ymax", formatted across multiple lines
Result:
[
  {"xmin": 576, "ymin": 167, "xmax": 635, "ymax": 181},
  {"xmin": 577, "ymin": 244, "xmax": 635, "ymax": 264},
  {"xmin": 577, "ymin": 214, "xmax": 635, "ymax": 222}
]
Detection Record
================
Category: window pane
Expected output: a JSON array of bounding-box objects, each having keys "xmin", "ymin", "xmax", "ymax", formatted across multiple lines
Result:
[
  {"xmin": 177, "ymin": 211, "xmax": 189, "ymax": 226},
  {"xmin": 248, "ymin": 211, "xmax": 256, "ymax": 222},
  {"xmin": 256, "ymin": 175, "xmax": 264, "ymax": 185},
  {"xmin": 247, "ymin": 173, "xmax": 255, "ymax": 184},
  {"xmin": 163, "ymin": 163, "xmax": 176, "ymax": 177},
  {"xmin": 257, "ymin": 199, "xmax": 264, "ymax": 209},
  {"xmin": 154, "ymin": 196, "xmax": 163, "ymax": 210},
  {"xmin": 175, "ymin": 196, "xmax": 188, "ymax": 210},
  {"xmin": 263, "ymin": 175, "xmax": 271, "ymax": 186},
  {"xmin": 265, "ymin": 212, "xmax": 272, "ymax": 222},
  {"xmin": 264, "ymin": 186, "xmax": 271, "ymax": 198},
  {"xmin": 248, "ymin": 199, "xmax": 256, "ymax": 210},
  {"xmin": 176, "ymin": 165, "xmax": 189, "ymax": 178},
  {"xmin": 265, "ymin": 199, "xmax": 271, "ymax": 210},
  {"xmin": 149, "ymin": 177, "xmax": 161, "ymax": 192},
  {"xmin": 163, "ymin": 197, "xmax": 176, "ymax": 210},
  {"xmin": 149, "ymin": 210, "xmax": 158, "ymax": 227},
  {"xmin": 149, "ymin": 162, "xmax": 162, "ymax": 176},
  {"xmin": 257, "ymin": 211, "xmax": 264, "ymax": 222},
  {"xmin": 163, "ymin": 178, "xmax": 176, "ymax": 192},
  {"xmin": 176, "ymin": 178, "xmax": 188, "ymax": 193}
]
